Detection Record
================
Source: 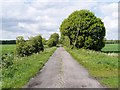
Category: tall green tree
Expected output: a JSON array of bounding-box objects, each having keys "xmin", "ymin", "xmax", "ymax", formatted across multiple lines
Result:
[
  {"xmin": 50, "ymin": 33, "xmax": 59, "ymax": 45},
  {"xmin": 47, "ymin": 38, "xmax": 56, "ymax": 47},
  {"xmin": 47, "ymin": 33, "xmax": 59, "ymax": 47},
  {"xmin": 60, "ymin": 10, "xmax": 106, "ymax": 51}
]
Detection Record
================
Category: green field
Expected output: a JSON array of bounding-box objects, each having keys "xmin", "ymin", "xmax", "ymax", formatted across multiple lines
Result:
[
  {"xmin": 0, "ymin": 44, "xmax": 118, "ymax": 55},
  {"xmin": 65, "ymin": 47, "xmax": 118, "ymax": 88},
  {"xmin": 102, "ymin": 44, "xmax": 119, "ymax": 53},
  {"xmin": 0, "ymin": 44, "xmax": 16, "ymax": 55}
]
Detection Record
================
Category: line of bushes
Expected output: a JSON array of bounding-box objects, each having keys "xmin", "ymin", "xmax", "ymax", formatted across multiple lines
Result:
[
  {"xmin": 1, "ymin": 35, "xmax": 44, "ymax": 76},
  {"xmin": 0, "ymin": 40, "xmax": 16, "ymax": 44},
  {"xmin": 1, "ymin": 33, "xmax": 60, "ymax": 70},
  {"xmin": 16, "ymin": 35, "xmax": 44, "ymax": 57},
  {"xmin": 105, "ymin": 40, "xmax": 120, "ymax": 44}
]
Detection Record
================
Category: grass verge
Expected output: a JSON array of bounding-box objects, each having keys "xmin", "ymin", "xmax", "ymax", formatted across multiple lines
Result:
[
  {"xmin": 65, "ymin": 47, "xmax": 118, "ymax": 88},
  {"xmin": 2, "ymin": 47, "xmax": 57, "ymax": 88}
]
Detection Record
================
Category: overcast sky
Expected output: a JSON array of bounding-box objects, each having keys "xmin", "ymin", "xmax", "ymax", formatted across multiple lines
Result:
[{"xmin": 1, "ymin": 0, "xmax": 119, "ymax": 40}]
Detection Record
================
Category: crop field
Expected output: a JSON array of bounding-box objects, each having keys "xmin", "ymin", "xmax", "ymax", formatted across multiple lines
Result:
[
  {"xmin": 0, "ymin": 44, "xmax": 16, "ymax": 56},
  {"xmin": 101, "ymin": 44, "xmax": 119, "ymax": 53}
]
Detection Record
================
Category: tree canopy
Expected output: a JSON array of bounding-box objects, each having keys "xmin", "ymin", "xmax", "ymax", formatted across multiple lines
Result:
[
  {"xmin": 60, "ymin": 9, "xmax": 106, "ymax": 51},
  {"xmin": 47, "ymin": 33, "xmax": 59, "ymax": 47}
]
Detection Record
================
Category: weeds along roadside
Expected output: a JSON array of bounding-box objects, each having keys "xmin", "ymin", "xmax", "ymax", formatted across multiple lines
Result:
[
  {"xmin": 65, "ymin": 47, "xmax": 118, "ymax": 88},
  {"xmin": 2, "ymin": 46, "xmax": 57, "ymax": 88}
]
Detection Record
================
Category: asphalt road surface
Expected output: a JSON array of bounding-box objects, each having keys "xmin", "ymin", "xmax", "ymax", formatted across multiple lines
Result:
[{"xmin": 24, "ymin": 47, "xmax": 103, "ymax": 88}]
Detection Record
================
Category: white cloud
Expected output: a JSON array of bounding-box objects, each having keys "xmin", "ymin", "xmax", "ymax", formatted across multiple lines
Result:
[
  {"xmin": 18, "ymin": 22, "xmax": 25, "ymax": 28},
  {"xmin": 112, "ymin": 12, "xmax": 118, "ymax": 18},
  {"xmin": 99, "ymin": 3, "xmax": 118, "ymax": 40},
  {"xmin": 100, "ymin": 3, "xmax": 118, "ymax": 15},
  {"xmin": 1, "ymin": 0, "xmax": 118, "ymax": 40},
  {"xmin": 18, "ymin": 22, "xmax": 39, "ymax": 33},
  {"xmin": 1, "ymin": 30, "xmax": 31, "ymax": 40},
  {"xmin": 103, "ymin": 16, "xmax": 118, "ymax": 30}
]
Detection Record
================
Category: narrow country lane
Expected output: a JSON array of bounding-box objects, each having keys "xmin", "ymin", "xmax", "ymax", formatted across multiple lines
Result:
[{"xmin": 24, "ymin": 47, "xmax": 103, "ymax": 88}]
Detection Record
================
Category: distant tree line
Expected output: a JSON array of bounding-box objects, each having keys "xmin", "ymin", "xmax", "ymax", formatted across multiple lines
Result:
[
  {"xmin": 0, "ymin": 39, "xmax": 119, "ymax": 45},
  {"xmin": 0, "ymin": 40, "xmax": 16, "ymax": 44},
  {"xmin": 105, "ymin": 40, "xmax": 120, "ymax": 44}
]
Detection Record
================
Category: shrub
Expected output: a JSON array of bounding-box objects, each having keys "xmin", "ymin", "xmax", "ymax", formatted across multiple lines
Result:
[
  {"xmin": 16, "ymin": 36, "xmax": 26, "ymax": 57},
  {"xmin": 16, "ymin": 35, "xmax": 44, "ymax": 57},
  {"xmin": 47, "ymin": 33, "xmax": 59, "ymax": 47},
  {"xmin": 47, "ymin": 38, "xmax": 56, "ymax": 47},
  {"xmin": 2, "ymin": 52, "xmax": 14, "ymax": 68}
]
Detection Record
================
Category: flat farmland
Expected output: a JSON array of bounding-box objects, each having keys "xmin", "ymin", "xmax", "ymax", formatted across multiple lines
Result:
[
  {"xmin": 102, "ymin": 44, "xmax": 119, "ymax": 53},
  {"xmin": 0, "ymin": 44, "xmax": 16, "ymax": 55},
  {"xmin": 1, "ymin": 44, "xmax": 119, "ymax": 54}
]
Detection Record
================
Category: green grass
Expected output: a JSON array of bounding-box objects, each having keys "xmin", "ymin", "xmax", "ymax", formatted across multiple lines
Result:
[
  {"xmin": 2, "ymin": 47, "xmax": 57, "ymax": 88},
  {"xmin": 0, "ymin": 44, "xmax": 16, "ymax": 55},
  {"xmin": 102, "ymin": 44, "xmax": 119, "ymax": 53},
  {"xmin": 65, "ymin": 47, "xmax": 118, "ymax": 88}
]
